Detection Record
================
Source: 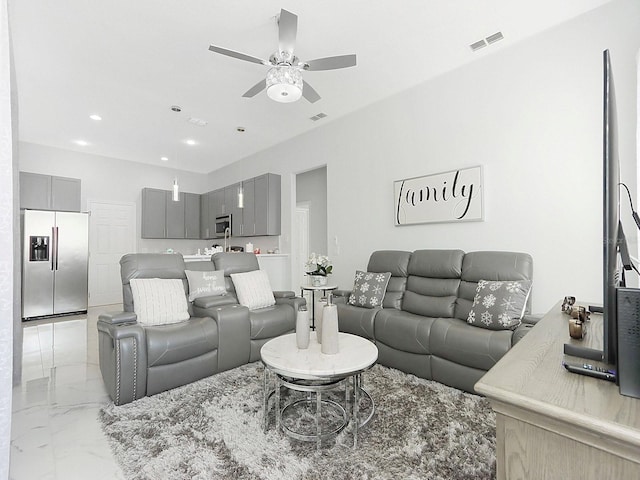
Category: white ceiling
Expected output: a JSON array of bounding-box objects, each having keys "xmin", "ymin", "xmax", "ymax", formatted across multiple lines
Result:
[{"xmin": 9, "ymin": 0, "xmax": 610, "ymax": 174}]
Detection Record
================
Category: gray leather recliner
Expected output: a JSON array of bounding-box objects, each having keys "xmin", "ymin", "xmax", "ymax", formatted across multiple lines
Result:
[
  {"xmin": 98, "ymin": 252, "xmax": 304, "ymax": 405},
  {"xmin": 98, "ymin": 253, "xmax": 223, "ymax": 405},
  {"xmin": 198, "ymin": 252, "xmax": 304, "ymax": 362}
]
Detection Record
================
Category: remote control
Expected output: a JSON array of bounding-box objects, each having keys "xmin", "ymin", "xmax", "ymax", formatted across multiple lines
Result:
[{"xmin": 562, "ymin": 361, "xmax": 616, "ymax": 382}]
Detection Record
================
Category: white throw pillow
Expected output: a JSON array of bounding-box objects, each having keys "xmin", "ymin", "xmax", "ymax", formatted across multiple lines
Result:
[
  {"xmin": 185, "ymin": 270, "xmax": 226, "ymax": 301},
  {"xmin": 129, "ymin": 278, "xmax": 190, "ymax": 326},
  {"xmin": 230, "ymin": 270, "xmax": 276, "ymax": 310}
]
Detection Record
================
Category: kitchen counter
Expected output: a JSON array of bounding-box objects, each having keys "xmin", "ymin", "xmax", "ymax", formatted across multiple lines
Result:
[{"xmin": 183, "ymin": 253, "xmax": 288, "ymax": 261}]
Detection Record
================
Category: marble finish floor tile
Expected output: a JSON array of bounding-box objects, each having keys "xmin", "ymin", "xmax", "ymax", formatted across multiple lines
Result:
[{"xmin": 10, "ymin": 307, "xmax": 125, "ymax": 480}]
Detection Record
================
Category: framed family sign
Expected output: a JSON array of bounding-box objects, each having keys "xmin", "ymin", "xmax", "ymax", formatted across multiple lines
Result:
[{"xmin": 394, "ymin": 166, "xmax": 484, "ymax": 225}]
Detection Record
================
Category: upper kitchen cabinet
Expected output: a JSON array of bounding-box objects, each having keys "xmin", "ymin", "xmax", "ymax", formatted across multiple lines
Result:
[
  {"xmin": 254, "ymin": 173, "xmax": 281, "ymax": 236},
  {"xmin": 141, "ymin": 188, "xmax": 201, "ymax": 239},
  {"xmin": 20, "ymin": 172, "xmax": 81, "ymax": 212},
  {"xmin": 165, "ymin": 192, "xmax": 186, "ymax": 239},
  {"xmin": 184, "ymin": 192, "xmax": 201, "ymax": 239},
  {"xmin": 141, "ymin": 188, "xmax": 167, "ymax": 238}
]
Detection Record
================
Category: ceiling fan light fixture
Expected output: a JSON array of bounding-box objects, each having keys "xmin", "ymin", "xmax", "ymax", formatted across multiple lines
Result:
[{"xmin": 266, "ymin": 66, "xmax": 302, "ymax": 103}]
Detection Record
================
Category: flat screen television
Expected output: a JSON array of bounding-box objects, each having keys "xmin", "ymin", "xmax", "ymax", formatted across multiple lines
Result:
[
  {"xmin": 602, "ymin": 48, "xmax": 621, "ymax": 367},
  {"xmin": 566, "ymin": 49, "xmax": 631, "ymax": 371}
]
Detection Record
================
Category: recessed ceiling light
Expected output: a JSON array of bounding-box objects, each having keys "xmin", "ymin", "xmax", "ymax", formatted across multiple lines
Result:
[
  {"xmin": 160, "ymin": 156, "xmax": 169, "ymax": 162},
  {"xmin": 236, "ymin": 127, "xmax": 246, "ymax": 133},
  {"xmin": 185, "ymin": 139, "xmax": 197, "ymax": 146},
  {"xmin": 74, "ymin": 140, "xmax": 89, "ymax": 146},
  {"xmin": 89, "ymin": 114, "xmax": 102, "ymax": 121}
]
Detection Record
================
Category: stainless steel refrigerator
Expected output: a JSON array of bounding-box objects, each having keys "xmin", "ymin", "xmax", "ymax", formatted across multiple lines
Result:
[{"xmin": 22, "ymin": 210, "xmax": 89, "ymax": 320}]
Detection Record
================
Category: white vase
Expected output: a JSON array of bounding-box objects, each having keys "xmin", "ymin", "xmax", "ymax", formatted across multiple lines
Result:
[
  {"xmin": 310, "ymin": 275, "xmax": 328, "ymax": 287},
  {"xmin": 314, "ymin": 296, "xmax": 327, "ymax": 343},
  {"xmin": 321, "ymin": 303, "xmax": 339, "ymax": 355},
  {"xmin": 296, "ymin": 306, "xmax": 309, "ymax": 349}
]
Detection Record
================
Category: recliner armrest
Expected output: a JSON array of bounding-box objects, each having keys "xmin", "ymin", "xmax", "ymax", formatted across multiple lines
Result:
[
  {"xmin": 332, "ymin": 290, "xmax": 351, "ymax": 304},
  {"xmin": 333, "ymin": 289, "xmax": 352, "ymax": 298},
  {"xmin": 522, "ymin": 314, "xmax": 542, "ymax": 325},
  {"xmin": 275, "ymin": 296, "xmax": 306, "ymax": 312},
  {"xmin": 193, "ymin": 295, "xmax": 238, "ymax": 309},
  {"xmin": 273, "ymin": 290, "xmax": 295, "ymax": 298},
  {"xmin": 98, "ymin": 311, "xmax": 137, "ymax": 325}
]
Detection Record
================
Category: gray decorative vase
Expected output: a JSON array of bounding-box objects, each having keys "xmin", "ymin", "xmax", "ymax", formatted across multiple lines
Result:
[
  {"xmin": 321, "ymin": 298, "xmax": 339, "ymax": 355},
  {"xmin": 296, "ymin": 306, "xmax": 309, "ymax": 349}
]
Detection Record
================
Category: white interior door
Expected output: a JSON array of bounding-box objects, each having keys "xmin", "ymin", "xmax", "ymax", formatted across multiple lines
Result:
[
  {"xmin": 87, "ymin": 200, "xmax": 136, "ymax": 307},
  {"xmin": 294, "ymin": 204, "xmax": 310, "ymax": 293}
]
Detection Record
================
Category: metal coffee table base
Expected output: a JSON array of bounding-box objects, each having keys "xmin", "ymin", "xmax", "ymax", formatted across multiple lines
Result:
[{"xmin": 263, "ymin": 369, "xmax": 375, "ymax": 449}]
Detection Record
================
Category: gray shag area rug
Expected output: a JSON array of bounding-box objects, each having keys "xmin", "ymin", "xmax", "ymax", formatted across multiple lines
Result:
[{"xmin": 100, "ymin": 363, "xmax": 496, "ymax": 480}]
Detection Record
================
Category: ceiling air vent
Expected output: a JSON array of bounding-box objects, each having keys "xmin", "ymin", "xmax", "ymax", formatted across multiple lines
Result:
[
  {"xmin": 486, "ymin": 32, "xmax": 504, "ymax": 45},
  {"xmin": 470, "ymin": 39, "xmax": 487, "ymax": 52},
  {"xmin": 310, "ymin": 112, "xmax": 328, "ymax": 121},
  {"xmin": 470, "ymin": 31, "xmax": 504, "ymax": 52},
  {"xmin": 188, "ymin": 117, "xmax": 208, "ymax": 127}
]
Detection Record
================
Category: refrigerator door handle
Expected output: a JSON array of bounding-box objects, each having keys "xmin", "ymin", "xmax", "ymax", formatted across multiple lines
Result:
[
  {"xmin": 51, "ymin": 226, "xmax": 56, "ymax": 271},
  {"xmin": 53, "ymin": 226, "xmax": 59, "ymax": 271}
]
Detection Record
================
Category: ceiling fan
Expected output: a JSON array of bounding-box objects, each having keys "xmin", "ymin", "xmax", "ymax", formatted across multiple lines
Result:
[{"xmin": 208, "ymin": 9, "xmax": 356, "ymax": 104}]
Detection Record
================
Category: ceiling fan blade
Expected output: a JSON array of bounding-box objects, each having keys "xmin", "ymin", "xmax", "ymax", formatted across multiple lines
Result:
[
  {"xmin": 302, "ymin": 80, "xmax": 321, "ymax": 103},
  {"xmin": 278, "ymin": 9, "xmax": 298, "ymax": 59},
  {"xmin": 242, "ymin": 79, "xmax": 267, "ymax": 98},
  {"xmin": 209, "ymin": 45, "xmax": 268, "ymax": 66},
  {"xmin": 303, "ymin": 54, "xmax": 357, "ymax": 71}
]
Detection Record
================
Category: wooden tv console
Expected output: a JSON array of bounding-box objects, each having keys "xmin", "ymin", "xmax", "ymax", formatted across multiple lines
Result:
[{"xmin": 475, "ymin": 300, "xmax": 640, "ymax": 479}]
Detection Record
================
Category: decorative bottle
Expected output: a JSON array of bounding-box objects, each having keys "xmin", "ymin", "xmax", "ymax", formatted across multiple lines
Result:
[
  {"xmin": 321, "ymin": 294, "xmax": 339, "ymax": 355},
  {"xmin": 314, "ymin": 296, "xmax": 327, "ymax": 343},
  {"xmin": 296, "ymin": 305, "xmax": 310, "ymax": 349}
]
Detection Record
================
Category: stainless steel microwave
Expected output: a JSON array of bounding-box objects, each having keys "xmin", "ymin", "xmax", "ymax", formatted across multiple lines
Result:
[{"xmin": 214, "ymin": 214, "xmax": 231, "ymax": 238}]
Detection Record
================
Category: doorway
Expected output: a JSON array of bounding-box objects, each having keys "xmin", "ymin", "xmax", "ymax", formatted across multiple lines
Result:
[
  {"xmin": 87, "ymin": 200, "xmax": 136, "ymax": 306},
  {"xmin": 294, "ymin": 166, "xmax": 328, "ymax": 293}
]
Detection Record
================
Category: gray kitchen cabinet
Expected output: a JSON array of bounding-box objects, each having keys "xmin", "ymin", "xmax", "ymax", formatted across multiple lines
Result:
[
  {"xmin": 20, "ymin": 172, "xmax": 81, "ymax": 212},
  {"xmin": 226, "ymin": 183, "xmax": 243, "ymax": 236},
  {"xmin": 200, "ymin": 193, "xmax": 210, "ymax": 238},
  {"xmin": 254, "ymin": 173, "xmax": 281, "ymax": 236},
  {"xmin": 165, "ymin": 192, "xmax": 185, "ymax": 239},
  {"xmin": 240, "ymin": 178, "xmax": 256, "ymax": 236},
  {"xmin": 51, "ymin": 176, "xmax": 81, "ymax": 211},
  {"xmin": 184, "ymin": 192, "xmax": 200, "ymax": 239},
  {"xmin": 141, "ymin": 188, "xmax": 167, "ymax": 238},
  {"xmin": 213, "ymin": 189, "xmax": 225, "ymax": 217},
  {"xmin": 142, "ymin": 188, "xmax": 201, "ymax": 239}
]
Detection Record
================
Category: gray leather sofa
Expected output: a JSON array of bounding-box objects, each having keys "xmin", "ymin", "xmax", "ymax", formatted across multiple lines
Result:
[
  {"xmin": 334, "ymin": 249, "xmax": 536, "ymax": 394},
  {"xmin": 98, "ymin": 252, "xmax": 303, "ymax": 405}
]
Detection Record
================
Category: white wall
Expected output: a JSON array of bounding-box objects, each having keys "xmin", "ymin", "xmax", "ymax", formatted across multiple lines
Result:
[
  {"xmin": 207, "ymin": 0, "xmax": 640, "ymax": 314},
  {"xmin": 0, "ymin": 0, "xmax": 17, "ymax": 474}
]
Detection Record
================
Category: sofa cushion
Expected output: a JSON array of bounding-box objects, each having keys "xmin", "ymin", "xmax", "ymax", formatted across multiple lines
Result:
[
  {"xmin": 145, "ymin": 316, "xmax": 218, "ymax": 367},
  {"xmin": 129, "ymin": 278, "xmax": 190, "ymax": 325},
  {"xmin": 374, "ymin": 308, "xmax": 437, "ymax": 355},
  {"xmin": 430, "ymin": 317, "xmax": 512, "ymax": 371},
  {"xmin": 348, "ymin": 271, "xmax": 392, "ymax": 308},
  {"xmin": 231, "ymin": 270, "xmax": 276, "ymax": 310},
  {"xmin": 185, "ymin": 270, "xmax": 226, "ymax": 301},
  {"xmin": 336, "ymin": 303, "xmax": 379, "ymax": 340},
  {"xmin": 455, "ymin": 251, "xmax": 533, "ymax": 321},
  {"xmin": 248, "ymin": 304, "xmax": 295, "ymax": 340},
  {"xmin": 467, "ymin": 280, "xmax": 532, "ymax": 330},
  {"xmin": 367, "ymin": 250, "xmax": 411, "ymax": 309}
]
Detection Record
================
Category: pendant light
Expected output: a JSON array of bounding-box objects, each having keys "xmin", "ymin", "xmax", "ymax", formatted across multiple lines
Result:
[
  {"xmin": 172, "ymin": 178, "xmax": 180, "ymax": 202},
  {"xmin": 237, "ymin": 183, "xmax": 244, "ymax": 209}
]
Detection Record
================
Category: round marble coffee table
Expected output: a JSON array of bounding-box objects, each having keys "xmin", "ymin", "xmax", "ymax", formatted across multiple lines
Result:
[{"xmin": 261, "ymin": 332, "xmax": 378, "ymax": 449}]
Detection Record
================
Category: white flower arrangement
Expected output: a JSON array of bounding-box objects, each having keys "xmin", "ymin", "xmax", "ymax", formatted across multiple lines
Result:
[{"xmin": 305, "ymin": 253, "xmax": 333, "ymax": 276}]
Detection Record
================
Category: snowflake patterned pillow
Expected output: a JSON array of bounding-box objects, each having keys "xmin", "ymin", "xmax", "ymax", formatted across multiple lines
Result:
[
  {"xmin": 348, "ymin": 271, "xmax": 392, "ymax": 309},
  {"xmin": 466, "ymin": 279, "xmax": 532, "ymax": 330}
]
